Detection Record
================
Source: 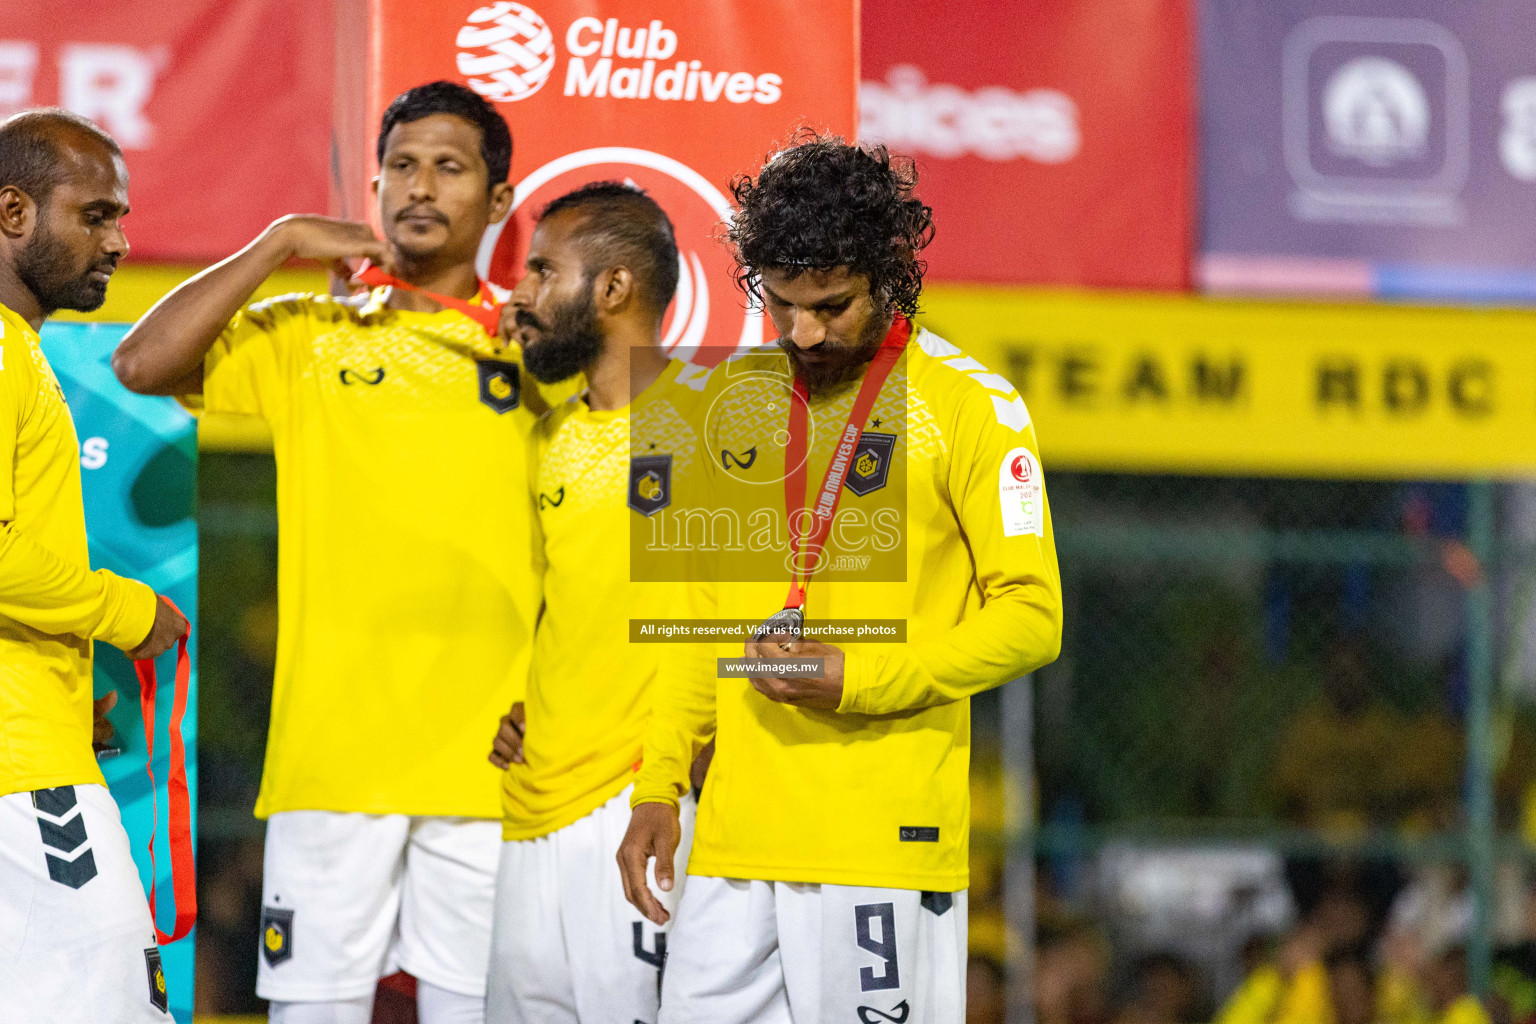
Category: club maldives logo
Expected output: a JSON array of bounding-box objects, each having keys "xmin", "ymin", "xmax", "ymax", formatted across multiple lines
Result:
[
  {"xmin": 457, "ymin": 3, "xmax": 557, "ymax": 102},
  {"xmin": 457, "ymin": 3, "xmax": 783, "ymax": 106},
  {"xmin": 478, "ymin": 147, "xmax": 766, "ymax": 358},
  {"xmin": 1009, "ymin": 452, "xmax": 1032, "ymax": 483}
]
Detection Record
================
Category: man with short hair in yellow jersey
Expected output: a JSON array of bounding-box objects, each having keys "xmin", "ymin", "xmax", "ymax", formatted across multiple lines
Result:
[
  {"xmin": 482, "ymin": 182, "xmax": 703, "ymax": 1024},
  {"xmin": 617, "ymin": 137, "xmax": 1064, "ymax": 1022},
  {"xmin": 112, "ymin": 83, "xmax": 540, "ymax": 1024},
  {"xmin": 0, "ymin": 108, "xmax": 188, "ymax": 1023}
]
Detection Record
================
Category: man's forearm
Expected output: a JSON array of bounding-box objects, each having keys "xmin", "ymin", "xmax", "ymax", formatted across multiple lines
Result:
[
  {"xmin": 112, "ymin": 223, "xmax": 295, "ymax": 396},
  {"xmin": 0, "ymin": 522, "xmax": 157, "ymax": 650}
]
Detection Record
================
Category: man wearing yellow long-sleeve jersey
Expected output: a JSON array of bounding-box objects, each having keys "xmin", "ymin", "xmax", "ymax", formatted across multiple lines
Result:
[
  {"xmin": 113, "ymin": 83, "xmax": 540, "ymax": 1024},
  {"xmin": 617, "ymin": 136, "xmax": 1063, "ymax": 1023},
  {"xmin": 484, "ymin": 182, "xmax": 705, "ymax": 1024},
  {"xmin": 0, "ymin": 108, "xmax": 187, "ymax": 1023}
]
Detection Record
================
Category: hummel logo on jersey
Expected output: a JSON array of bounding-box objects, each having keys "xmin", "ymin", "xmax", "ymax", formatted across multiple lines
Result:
[
  {"xmin": 338, "ymin": 367, "xmax": 385, "ymax": 385},
  {"xmin": 857, "ymin": 1001, "xmax": 910, "ymax": 1024},
  {"xmin": 721, "ymin": 445, "xmax": 757, "ymax": 470},
  {"xmin": 539, "ymin": 487, "xmax": 565, "ymax": 509}
]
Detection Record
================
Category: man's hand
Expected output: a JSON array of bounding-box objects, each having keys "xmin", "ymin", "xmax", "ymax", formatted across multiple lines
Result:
[
  {"xmin": 93, "ymin": 690, "xmax": 118, "ymax": 750},
  {"xmin": 488, "ymin": 702, "xmax": 526, "ymax": 769},
  {"xmin": 496, "ymin": 303, "xmax": 521, "ymax": 349},
  {"xmin": 126, "ymin": 595, "xmax": 189, "ymax": 662},
  {"xmin": 617, "ymin": 801, "xmax": 682, "ymax": 925},
  {"xmin": 266, "ymin": 214, "xmax": 389, "ymax": 268},
  {"xmin": 743, "ymin": 635, "xmax": 845, "ymax": 710}
]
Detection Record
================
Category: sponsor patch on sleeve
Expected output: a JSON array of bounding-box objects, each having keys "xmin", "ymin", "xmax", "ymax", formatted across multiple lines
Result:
[{"xmin": 999, "ymin": 447, "xmax": 1043, "ymax": 538}]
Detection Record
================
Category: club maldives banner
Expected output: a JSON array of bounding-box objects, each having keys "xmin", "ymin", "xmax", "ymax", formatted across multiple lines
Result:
[
  {"xmin": 2, "ymin": 0, "xmax": 331, "ymax": 262},
  {"xmin": 365, "ymin": 0, "xmax": 857, "ymax": 356},
  {"xmin": 40, "ymin": 322, "xmax": 199, "ymax": 1021},
  {"xmin": 860, "ymin": 0, "xmax": 1193, "ymax": 290},
  {"xmin": 1201, "ymin": 0, "xmax": 1536, "ymax": 303}
]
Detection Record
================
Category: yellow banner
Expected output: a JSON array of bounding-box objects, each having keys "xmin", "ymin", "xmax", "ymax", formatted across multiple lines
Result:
[{"xmin": 922, "ymin": 286, "xmax": 1536, "ymax": 479}]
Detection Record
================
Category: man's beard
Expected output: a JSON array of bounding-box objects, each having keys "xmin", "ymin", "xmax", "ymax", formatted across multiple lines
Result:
[
  {"xmin": 518, "ymin": 288, "xmax": 604, "ymax": 385},
  {"xmin": 16, "ymin": 212, "xmax": 112, "ymax": 315},
  {"xmin": 777, "ymin": 313, "xmax": 891, "ymax": 397}
]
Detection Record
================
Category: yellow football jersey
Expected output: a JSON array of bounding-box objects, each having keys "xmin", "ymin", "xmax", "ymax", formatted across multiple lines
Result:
[
  {"xmin": 633, "ymin": 328, "xmax": 1063, "ymax": 891},
  {"xmin": 0, "ymin": 302, "xmax": 157, "ymax": 798},
  {"xmin": 500, "ymin": 360, "xmax": 704, "ymax": 840},
  {"xmin": 192, "ymin": 288, "xmax": 545, "ymax": 819}
]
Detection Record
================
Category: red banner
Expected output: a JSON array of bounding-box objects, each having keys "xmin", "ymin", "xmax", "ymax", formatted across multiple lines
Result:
[
  {"xmin": 860, "ymin": 0, "xmax": 1193, "ymax": 290},
  {"xmin": 367, "ymin": 0, "xmax": 858, "ymax": 354},
  {"xmin": 2, "ymin": 0, "xmax": 333, "ymax": 263}
]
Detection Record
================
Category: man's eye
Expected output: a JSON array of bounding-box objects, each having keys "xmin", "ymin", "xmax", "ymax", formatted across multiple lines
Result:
[{"xmin": 84, "ymin": 213, "xmax": 103, "ymax": 226}]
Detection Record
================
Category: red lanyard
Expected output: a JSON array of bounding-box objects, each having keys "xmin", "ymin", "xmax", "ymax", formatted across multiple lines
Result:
[
  {"xmin": 134, "ymin": 601, "xmax": 196, "ymax": 945},
  {"xmin": 781, "ymin": 317, "xmax": 911, "ymax": 611},
  {"xmin": 352, "ymin": 260, "xmax": 502, "ymax": 335}
]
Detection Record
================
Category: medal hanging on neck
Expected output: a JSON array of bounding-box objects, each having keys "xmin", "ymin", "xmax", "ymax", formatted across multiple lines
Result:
[
  {"xmin": 752, "ymin": 317, "xmax": 912, "ymax": 649},
  {"xmin": 351, "ymin": 260, "xmax": 503, "ymax": 335}
]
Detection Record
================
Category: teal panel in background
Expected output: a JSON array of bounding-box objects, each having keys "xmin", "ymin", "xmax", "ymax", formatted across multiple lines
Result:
[{"xmin": 40, "ymin": 322, "xmax": 197, "ymax": 1023}]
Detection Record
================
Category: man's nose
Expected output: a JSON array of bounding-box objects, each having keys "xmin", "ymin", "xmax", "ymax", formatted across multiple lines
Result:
[
  {"xmin": 789, "ymin": 309, "xmax": 825, "ymax": 349},
  {"xmin": 103, "ymin": 222, "xmax": 128, "ymax": 260}
]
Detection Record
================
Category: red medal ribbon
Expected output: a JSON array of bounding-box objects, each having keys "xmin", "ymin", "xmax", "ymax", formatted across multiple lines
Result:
[
  {"xmin": 133, "ymin": 600, "xmax": 196, "ymax": 945},
  {"xmin": 352, "ymin": 260, "xmax": 502, "ymax": 335},
  {"xmin": 781, "ymin": 317, "xmax": 911, "ymax": 612}
]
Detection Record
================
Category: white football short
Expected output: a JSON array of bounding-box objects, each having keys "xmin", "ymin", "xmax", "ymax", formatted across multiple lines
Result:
[
  {"xmin": 0, "ymin": 783, "xmax": 170, "ymax": 1023},
  {"xmin": 485, "ymin": 785, "xmax": 696, "ymax": 1024},
  {"xmin": 660, "ymin": 875, "xmax": 967, "ymax": 1024},
  {"xmin": 257, "ymin": 810, "xmax": 501, "ymax": 1002}
]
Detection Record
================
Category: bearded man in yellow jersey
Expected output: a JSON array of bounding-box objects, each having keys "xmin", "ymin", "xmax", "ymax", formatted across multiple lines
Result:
[
  {"xmin": 482, "ymin": 182, "xmax": 704, "ymax": 1024},
  {"xmin": 0, "ymin": 108, "xmax": 189, "ymax": 1023},
  {"xmin": 617, "ymin": 136, "xmax": 1064, "ymax": 1023},
  {"xmin": 113, "ymin": 83, "xmax": 540, "ymax": 1024}
]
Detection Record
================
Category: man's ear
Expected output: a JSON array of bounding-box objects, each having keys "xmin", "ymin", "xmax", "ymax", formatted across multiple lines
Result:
[
  {"xmin": 595, "ymin": 266, "xmax": 635, "ymax": 313},
  {"xmin": 488, "ymin": 181, "xmax": 514, "ymax": 225},
  {"xmin": 0, "ymin": 186, "xmax": 36, "ymax": 241}
]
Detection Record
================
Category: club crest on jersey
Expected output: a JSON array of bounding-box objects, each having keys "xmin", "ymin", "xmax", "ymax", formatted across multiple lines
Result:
[
  {"xmin": 629, "ymin": 455, "xmax": 672, "ymax": 516},
  {"xmin": 261, "ymin": 906, "xmax": 294, "ymax": 966},
  {"xmin": 144, "ymin": 947, "xmax": 168, "ymax": 1012},
  {"xmin": 845, "ymin": 432, "xmax": 896, "ymax": 496},
  {"xmin": 476, "ymin": 359, "xmax": 521, "ymax": 414}
]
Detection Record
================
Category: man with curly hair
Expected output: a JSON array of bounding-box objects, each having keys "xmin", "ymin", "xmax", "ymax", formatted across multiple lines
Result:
[{"xmin": 617, "ymin": 135, "xmax": 1064, "ymax": 1022}]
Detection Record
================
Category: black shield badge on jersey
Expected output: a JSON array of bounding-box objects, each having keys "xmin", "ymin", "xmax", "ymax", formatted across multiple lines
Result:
[
  {"xmin": 261, "ymin": 906, "xmax": 294, "ymax": 967},
  {"xmin": 629, "ymin": 455, "xmax": 672, "ymax": 516},
  {"xmin": 477, "ymin": 359, "xmax": 521, "ymax": 414},
  {"xmin": 845, "ymin": 432, "xmax": 896, "ymax": 496},
  {"xmin": 144, "ymin": 947, "xmax": 168, "ymax": 1012}
]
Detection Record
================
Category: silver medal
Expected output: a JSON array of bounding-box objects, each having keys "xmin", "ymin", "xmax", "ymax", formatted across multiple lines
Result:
[{"xmin": 753, "ymin": 607, "xmax": 804, "ymax": 648}]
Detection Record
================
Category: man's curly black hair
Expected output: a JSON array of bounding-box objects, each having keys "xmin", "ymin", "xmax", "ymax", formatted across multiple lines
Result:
[{"xmin": 725, "ymin": 133, "xmax": 934, "ymax": 321}]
